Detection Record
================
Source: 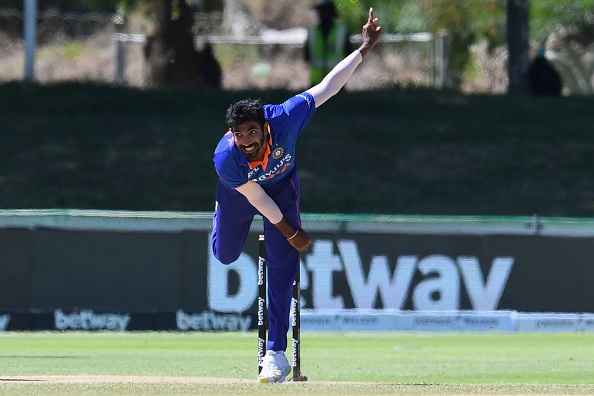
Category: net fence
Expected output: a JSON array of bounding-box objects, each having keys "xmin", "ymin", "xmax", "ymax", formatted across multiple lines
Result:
[
  {"xmin": 0, "ymin": 9, "xmax": 117, "ymax": 84},
  {"xmin": 0, "ymin": 8, "xmax": 502, "ymax": 91}
]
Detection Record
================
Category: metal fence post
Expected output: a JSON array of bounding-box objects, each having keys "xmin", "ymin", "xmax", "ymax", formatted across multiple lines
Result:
[
  {"xmin": 24, "ymin": 0, "xmax": 37, "ymax": 82},
  {"xmin": 435, "ymin": 30, "xmax": 449, "ymax": 89},
  {"xmin": 113, "ymin": 35, "xmax": 125, "ymax": 84}
]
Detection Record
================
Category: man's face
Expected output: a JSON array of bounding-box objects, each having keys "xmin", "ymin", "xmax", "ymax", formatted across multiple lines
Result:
[{"xmin": 232, "ymin": 121, "xmax": 269, "ymax": 161}]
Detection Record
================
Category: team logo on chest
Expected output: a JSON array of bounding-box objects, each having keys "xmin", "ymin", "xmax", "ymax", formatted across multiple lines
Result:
[{"xmin": 272, "ymin": 147, "xmax": 284, "ymax": 159}]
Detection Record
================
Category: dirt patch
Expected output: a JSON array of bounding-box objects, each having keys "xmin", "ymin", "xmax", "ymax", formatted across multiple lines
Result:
[{"xmin": 1, "ymin": 375, "xmax": 255, "ymax": 384}]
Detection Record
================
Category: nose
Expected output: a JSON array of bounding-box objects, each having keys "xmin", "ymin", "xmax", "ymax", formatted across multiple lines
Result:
[{"xmin": 236, "ymin": 135, "xmax": 251, "ymax": 146}]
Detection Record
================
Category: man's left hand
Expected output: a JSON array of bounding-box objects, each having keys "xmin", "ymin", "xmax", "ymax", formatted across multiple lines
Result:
[{"xmin": 288, "ymin": 228, "xmax": 312, "ymax": 252}]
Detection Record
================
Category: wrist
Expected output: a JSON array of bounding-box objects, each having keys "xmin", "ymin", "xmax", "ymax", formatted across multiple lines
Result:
[
  {"xmin": 287, "ymin": 229, "xmax": 300, "ymax": 240},
  {"xmin": 357, "ymin": 45, "xmax": 370, "ymax": 58},
  {"xmin": 273, "ymin": 216, "xmax": 298, "ymax": 239}
]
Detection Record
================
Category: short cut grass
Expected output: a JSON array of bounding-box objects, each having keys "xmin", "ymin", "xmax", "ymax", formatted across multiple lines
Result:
[{"xmin": 0, "ymin": 331, "xmax": 593, "ymax": 395}]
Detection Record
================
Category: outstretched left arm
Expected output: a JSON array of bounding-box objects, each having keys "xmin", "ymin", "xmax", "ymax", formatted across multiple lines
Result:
[{"xmin": 306, "ymin": 7, "xmax": 382, "ymax": 107}]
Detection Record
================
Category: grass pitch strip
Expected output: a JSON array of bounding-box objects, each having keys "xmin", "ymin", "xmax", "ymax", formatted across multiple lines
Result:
[{"xmin": 0, "ymin": 331, "xmax": 593, "ymax": 395}]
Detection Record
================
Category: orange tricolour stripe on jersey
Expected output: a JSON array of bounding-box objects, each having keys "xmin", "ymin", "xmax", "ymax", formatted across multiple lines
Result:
[{"xmin": 248, "ymin": 134, "xmax": 273, "ymax": 170}]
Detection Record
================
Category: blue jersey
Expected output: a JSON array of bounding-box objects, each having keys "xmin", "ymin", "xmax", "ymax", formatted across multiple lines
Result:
[{"xmin": 213, "ymin": 92, "xmax": 316, "ymax": 189}]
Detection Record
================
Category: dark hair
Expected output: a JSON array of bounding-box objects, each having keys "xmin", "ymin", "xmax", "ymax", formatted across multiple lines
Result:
[{"xmin": 225, "ymin": 98, "xmax": 265, "ymax": 130}]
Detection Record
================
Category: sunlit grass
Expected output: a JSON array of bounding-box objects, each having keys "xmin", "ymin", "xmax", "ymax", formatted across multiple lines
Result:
[
  {"xmin": 0, "ymin": 332, "xmax": 594, "ymax": 395},
  {"xmin": 1, "ymin": 82, "xmax": 594, "ymax": 216}
]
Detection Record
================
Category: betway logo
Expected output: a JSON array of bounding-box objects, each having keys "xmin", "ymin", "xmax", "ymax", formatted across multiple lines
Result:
[
  {"xmin": 312, "ymin": 241, "xmax": 514, "ymax": 310},
  {"xmin": 54, "ymin": 309, "xmax": 130, "ymax": 331},
  {"xmin": 208, "ymin": 239, "xmax": 514, "ymax": 312},
  {"xmin": 176, "ymin": 310, "xmax": 251, "ymax": 331},
  {"xmin": 0, "ymin": 314, "xmax": 10, "ymax": 331}
]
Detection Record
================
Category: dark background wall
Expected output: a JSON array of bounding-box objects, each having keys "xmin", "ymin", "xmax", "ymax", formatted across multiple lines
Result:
[{"xmin": 2, "ymin": 224, "xmax": 594, "ymax": 319}]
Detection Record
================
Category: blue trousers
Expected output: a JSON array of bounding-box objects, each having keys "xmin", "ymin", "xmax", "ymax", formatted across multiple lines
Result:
[{"xmin": 211, "ymin": 169, "xmax": 301, "ymax": 352}]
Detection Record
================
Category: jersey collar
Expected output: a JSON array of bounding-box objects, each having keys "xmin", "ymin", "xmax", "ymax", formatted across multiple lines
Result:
[{"xmin": 247, "ymin": 133, "xmax": 273, "ymax": 170}]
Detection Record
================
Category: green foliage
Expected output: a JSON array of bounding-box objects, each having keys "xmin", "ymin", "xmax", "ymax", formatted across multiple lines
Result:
[
  {"xmin": 333, "ymin": 0, "xmax": 365, "ymax": 34},
  {"xmin": 390, "ymin": 1, "xmax": 427, "ymax": 33},
  {"xmin": 531, "ymin": 0, "xmax": 594, "ymax": 44},
  {"xmin": 420, "ymin": 0, "xmax": 506, "ymax": 86},
  {"xmin": 334, "ymin": 0, "xmax": 429, "ymax": 35},
  {"xmin": 332, "ymin": 0, "xmax": 508, "ymax": 86},
  {"xmin": 317, "ymin": 0, "xmax": 594, "ymax": 87},
  {"xmin": 116, "ymin": 0, "xmax": 143, "ymax": 14},
  {"xmin": 37, "ymin": 42, "xmax": 88, "ymax": 61}
]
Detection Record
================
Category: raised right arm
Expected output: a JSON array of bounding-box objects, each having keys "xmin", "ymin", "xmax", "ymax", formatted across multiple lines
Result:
[{"xmin": 306, "ymin": 7, "xmax": 382, "ymax": 107}]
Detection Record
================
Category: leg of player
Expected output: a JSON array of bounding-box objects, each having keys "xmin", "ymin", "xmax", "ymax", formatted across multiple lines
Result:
[
  {"xmin": 211, "ymin": 182, "xmax": 257, "ymax": 264},
  {"xmin": 257, "ymin": 173, "xmax": 301, "ymax": 383}
]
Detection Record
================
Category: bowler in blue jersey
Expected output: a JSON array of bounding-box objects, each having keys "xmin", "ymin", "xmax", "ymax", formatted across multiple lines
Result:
[{"xmin": 211, "ymin": 7, "xmax": 382, "ymax": 383}]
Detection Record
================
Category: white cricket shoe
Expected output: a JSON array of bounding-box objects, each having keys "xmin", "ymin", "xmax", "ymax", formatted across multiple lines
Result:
[{"xmin": 258, "ymin": 350, "xmax": 292, "ymax": 383}]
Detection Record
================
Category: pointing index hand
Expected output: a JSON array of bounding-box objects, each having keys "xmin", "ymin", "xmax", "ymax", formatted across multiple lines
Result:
[{"xmin": 359, "ymin": 7, "xmax": 382, "ymax": 57}]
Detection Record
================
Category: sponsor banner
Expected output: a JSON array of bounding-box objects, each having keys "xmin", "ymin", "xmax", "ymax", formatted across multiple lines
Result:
[
  {"xmin": 0, "ymin": 313, "xmax": 10, "ymax": 331},
  {"xmin": 395, "ymin": 311, "xmax": 515, "ymax": 332},
  {"xmin": 0, "ymin": 310, "xmax": 256, "ymax": 332},
  {"xmin": 28, "ymin": 229, "xmax": 203, "ymax": 312},
  {"xmin": 397, "ymin": 312, "xmax": 460, "ymax": 332},
  {"xmin": 176, "ymin": 310, "xmax": 252, "ymax": 332},
  {"xmin": 515, "ymin": 313, "xmax": 593, "ymax": 332},
  {"xmin": 580, "ymin": 314, "xmax": 594, "ymax": 331},
  {"xmin": 54, "ymin": 309, "xmax": 131, "ymax": 332},
  {"xmin": 3, "ymin": 309, "xmax": 594, "ymax": 332},
  {"xmin": 210, "ymin": 234, "xmax": 594, "ymax": 314},
  {"xmin": 209, "ymin": 236, "xmax": 517, "ymax": 313},
  {"xmin": 3, "ymin": 220, "xmax": 594, "ymax": 321},
  {"xmin": 456, "ymin": 311, "xmax": 516, "ymax": 332},
  {"xmin": 301, "ymin": 310, "xmax": 516, "ymax": 332},
  {"xmin": 300, "ymin": 309, "xmax": 395, "ymax": 331},
  {"xmin": 0, "ymin": 312, "xmax": 36, "ymax": 331}
]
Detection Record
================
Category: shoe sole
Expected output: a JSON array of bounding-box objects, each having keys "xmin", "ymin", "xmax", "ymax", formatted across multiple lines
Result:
[
  {"xmin": 257, "ymin": 370, "xmax": 290, "ymax": 384},
  {"xmin": 257, "ymin": 356, "xmax": 291, "ymax": 383}
]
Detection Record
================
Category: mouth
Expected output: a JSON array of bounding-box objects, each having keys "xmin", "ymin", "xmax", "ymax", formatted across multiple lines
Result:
[
  {"xmin": 242, "ymin": 144, "xmax": 257, "ymax": 153},
  {"xmin": 240, "ymin": 144, "xmax": 261, "ymax": 160}
]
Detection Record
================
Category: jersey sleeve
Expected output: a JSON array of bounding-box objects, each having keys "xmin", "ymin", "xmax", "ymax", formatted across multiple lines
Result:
[
  {"xmin": 264, "ymin": 92, "xmax": 316, "ymax": 137},
  {"xmin": 213, "ymin": 132, "xmax": 248, "ymax": 189},
  {"xmin": 214, "ymin": 150, "xmax": 248, "ymax": 189}
]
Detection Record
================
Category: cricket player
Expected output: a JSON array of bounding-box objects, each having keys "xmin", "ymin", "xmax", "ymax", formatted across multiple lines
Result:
[{"xmin": 212, "ymin": 7, "xmax": 381, "ymax": 383}]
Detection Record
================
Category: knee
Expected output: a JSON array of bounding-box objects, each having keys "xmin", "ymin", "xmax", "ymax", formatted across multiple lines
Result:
[
  {"xmin": 212, "ymin": 245, "xmax": 240, "ymax": 265},
  {"xmin": 210, "ymin": 228, "xmax": 246, "ymax": 265},
  {"xmin": 216, "ymin": 253, "xmax": 239, "ymax": 265}
]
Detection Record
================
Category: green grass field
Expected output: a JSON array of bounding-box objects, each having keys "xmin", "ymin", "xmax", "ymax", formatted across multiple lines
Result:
[
  {"xmin": 1, "ymin": 331, "xmax": 593, "ymax": 395},
  {"xmin": 2, "ymin": 82, "xmax": 594, "ymax": 217}
]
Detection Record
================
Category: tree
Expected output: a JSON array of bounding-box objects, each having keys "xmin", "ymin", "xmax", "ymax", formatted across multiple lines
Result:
[
  {"xmin": 530, "ymin": 0, "xmax": 594, "ymax": 95},
  {"xmin": 417, "ymin": 0, "xmax": 505, "ymax": 88},
  {"xmin": 147, "ymin": 0, "xmax": 200, "ymax": 86},
  {"xmin": 507, "ymin": 0, "xmax": 530, "ymax": 95},
  {"xmin": 530, "ymin": 0, "xmax": 594, "ymax": 44},
  {"xmin": 356, "ymin": 0, "xmax": 507, "ymax": 89},
  {"xmin": 119, "ymin": 0, "xmax": 221, "ymax": 87}
]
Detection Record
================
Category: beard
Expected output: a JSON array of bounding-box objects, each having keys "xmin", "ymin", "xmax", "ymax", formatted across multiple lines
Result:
[{"xmin": 240, "ymin": 133, "xmax": 268, "ymax": 161}]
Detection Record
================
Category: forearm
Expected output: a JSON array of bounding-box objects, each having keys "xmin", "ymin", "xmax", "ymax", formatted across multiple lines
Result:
[
  {"xmin": 273, "ymin": 216, "xmax": 300, "ymax": 239},
  {"xmin": 235, "ymin": 181, "xmax": 308, "ymax": 249},
  {"xmin": 306, "ymin": 7, "xmax": 381, "ymax": 108},
  {"xmin": 306, "ymin": 50, "xmax": 362, "ymax": 107},
  {"xmin": 235, "ymin": 181, "xmax": 283, "ymax": 225}
]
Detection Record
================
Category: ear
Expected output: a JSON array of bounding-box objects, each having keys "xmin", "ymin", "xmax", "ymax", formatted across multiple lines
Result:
[{"xmin": 264, "ymin": 122, "xmax": 271, "ymax": 135}]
